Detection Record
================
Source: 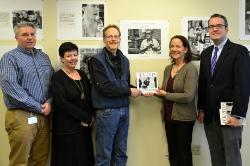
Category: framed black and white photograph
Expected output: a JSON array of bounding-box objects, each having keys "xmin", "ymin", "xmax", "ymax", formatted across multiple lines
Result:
[
  {"xmin": 12, "ymin": 10, "xmax": 42, "ymax": 29},
  {"xmin": 57, "ymin": 0, "xmax": 106, "ymax": 40},
  {"xmin": 0, "ymin": 0, "xmax": 43, "ymax": 39},
  {"xmin": 182, "ymin": 17, "xmax": 212, "ymax": 61},
  {"xmin": 120, "ymin": 20, "xmax": 169, "ymax": 59},
  {"xmin": 82, "ymin": 4, "xmax": 104, "ymax": 38},
  {"xmin": 78, "ymin": 46, "xmax": 102, "ymax": 79},
  {"xmin": 127, "ymin": 29, "xmax": 161, "ymax": 55},
  {"xmin": 239, "ymin": 0, "xmax": 250, "ymax": 40}
]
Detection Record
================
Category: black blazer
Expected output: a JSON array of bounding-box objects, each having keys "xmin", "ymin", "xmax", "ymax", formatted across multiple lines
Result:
[{"xmin": 197, "ymin": 39, "xmax": 250, "ymax": 124}]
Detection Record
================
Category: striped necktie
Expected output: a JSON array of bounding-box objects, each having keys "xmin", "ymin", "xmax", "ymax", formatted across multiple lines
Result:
[{"xmin": 211, "ymin": 47, "xmax": 219, "ymax": 75}]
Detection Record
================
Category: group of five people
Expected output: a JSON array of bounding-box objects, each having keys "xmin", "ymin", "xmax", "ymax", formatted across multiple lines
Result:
[{"xmin": 0, "ymin": 13, "xmax": 249, "ymax": 166}]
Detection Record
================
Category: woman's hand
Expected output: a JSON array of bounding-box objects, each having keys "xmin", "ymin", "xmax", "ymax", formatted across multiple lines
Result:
[{"xmin": 154, "ymin": 89, "xmax": 166, "ymax": 97}]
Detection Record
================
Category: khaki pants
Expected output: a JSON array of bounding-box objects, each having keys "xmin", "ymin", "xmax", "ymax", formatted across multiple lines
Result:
[{"xmin": 5, "ymin": 109, "xmax": 50, "ymax": 166}]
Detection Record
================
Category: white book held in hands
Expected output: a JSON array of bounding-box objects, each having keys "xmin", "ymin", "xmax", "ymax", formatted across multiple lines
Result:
[{"xmin": 136, "ymin": 72, "xmax": 158, "ymax": 94}]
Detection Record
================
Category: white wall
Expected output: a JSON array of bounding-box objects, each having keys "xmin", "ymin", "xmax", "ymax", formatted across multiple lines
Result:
[{"xmin": 1, "ymin": 0, "xmax": 250, "ymax": 166}]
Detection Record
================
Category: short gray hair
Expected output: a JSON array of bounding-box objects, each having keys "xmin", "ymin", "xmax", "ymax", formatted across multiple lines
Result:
[{"xmin": 14, "ymin": 22, "xmax": 36, "ymax": 36}]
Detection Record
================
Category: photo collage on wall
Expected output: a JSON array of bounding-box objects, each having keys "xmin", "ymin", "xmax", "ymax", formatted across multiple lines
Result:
[
  {"xmin": 1, "ymin": 0, "xmax": 249, "ymax": 62},
  {"xmin": 0, "ymin": 0, "xmax": 43, "ymax": 39},
  {"xmin": 182, "ymin": 17, "xmax": 212, "ymax": 61}
]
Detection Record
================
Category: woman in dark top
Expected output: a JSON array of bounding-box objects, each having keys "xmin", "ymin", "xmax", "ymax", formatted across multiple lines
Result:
[{"xmin": 51, "ymin": 42, "xmax": 94, "ymax": 166}]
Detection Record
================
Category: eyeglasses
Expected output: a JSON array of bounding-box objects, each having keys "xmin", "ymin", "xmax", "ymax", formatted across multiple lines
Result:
[
  {"xmin": 105, "ymin": 35, "xmax": 120, "ymax": 40},
  {"xmin": 208, "ymin": 24, "xmax": 226, "ymax": 30}
]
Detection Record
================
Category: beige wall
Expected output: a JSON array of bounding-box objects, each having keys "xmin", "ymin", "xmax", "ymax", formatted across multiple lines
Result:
[{"xmin": 1, "ymin": 0, "xmax": 250, "ymax": 166}]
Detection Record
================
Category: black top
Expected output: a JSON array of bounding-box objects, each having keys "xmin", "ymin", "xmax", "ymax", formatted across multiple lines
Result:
[
  {"xmin": 105, "ymin": 47, "xmax": 122, "ymax": 79},
  {"xmin": 51, "ymin": 69, "xmax": 93, "ymax": 134}
]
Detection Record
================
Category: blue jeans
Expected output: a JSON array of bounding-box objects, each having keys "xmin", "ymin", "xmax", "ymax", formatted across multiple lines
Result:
[{"xmin": 95, "ymin": 107, "xmax": 129, "ymax": 166}]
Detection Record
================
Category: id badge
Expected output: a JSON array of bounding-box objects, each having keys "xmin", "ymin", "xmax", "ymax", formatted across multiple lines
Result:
[{"xmin": 28, "ymin": 115, "xmax": 37, "ymax": 124}]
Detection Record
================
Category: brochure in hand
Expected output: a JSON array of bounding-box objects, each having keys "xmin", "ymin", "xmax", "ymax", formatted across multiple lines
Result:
[
  {"xmin": 219, "ymin": 102, "xmax": 246, "ymax": 125},
  {"xmin": 136, "ymin": 72, "xmax": 158, "ymax": 94}
]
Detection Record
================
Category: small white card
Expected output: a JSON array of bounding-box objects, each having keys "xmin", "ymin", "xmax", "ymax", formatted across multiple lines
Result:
[{"xmin": 28, "ymin": 116, "xmax": 37, "ymax": 124}]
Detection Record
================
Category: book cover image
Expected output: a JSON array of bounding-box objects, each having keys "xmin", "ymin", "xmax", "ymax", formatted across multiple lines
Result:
[
  {"xmin": 219, "ymin": 102, "xmax": 233, "ymax": 125},
  {"xmin": 219, "ymin": 102, "xmax": 246, "ymax": 126},
  {"xmin": 136, "ymin": 72, "xmax": 158, "ymax": 93}
]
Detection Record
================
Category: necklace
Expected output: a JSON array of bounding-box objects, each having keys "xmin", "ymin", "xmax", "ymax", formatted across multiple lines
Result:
[
  {"xmin": 173, "ymin": 63, "xmax": 185, "ymax": 72},
  {"xmin": 171, "ymin": 63, "xmax": 185, "ymax": 78},
  {"xmin": 73, "ymin": 79, "xmax": 85, "ymax": 100},
  {"xmin": 62, "ymin": 68, "xmax": 75, "ymax": 76}
]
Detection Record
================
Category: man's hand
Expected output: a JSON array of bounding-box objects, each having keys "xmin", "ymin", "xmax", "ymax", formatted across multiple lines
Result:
[
  {"xmin": 130, "ymin": 88, "xmax": 141, "ymax": 97},
  {"xmin": 226, "ymin": 116, "xmax": 242, "ymax": 127},
  {"xmin": 41, "ymin": 102, "xmax": 51, "ymax": 116},
  {"xmin": 197, "ymin": 112, "xmax": 204, "ymax": 124}
]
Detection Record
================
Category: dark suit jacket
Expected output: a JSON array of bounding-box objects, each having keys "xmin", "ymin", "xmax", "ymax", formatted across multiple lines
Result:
[{"xmin": 197, "ymin": 39, "xmax": 250, "ymax": 125}]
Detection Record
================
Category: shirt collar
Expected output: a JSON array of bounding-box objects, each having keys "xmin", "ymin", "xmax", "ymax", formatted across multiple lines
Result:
[
  {"xmin": 104, "ymin": 47, "xmax": 120, "ymax": 60},
  {"xmin": 17, "ymin": 46, "xmax": 37, "ymax": 55},
  {"xmin": 214, "ymin": 37, "xmax": 228, "ymax": 50}
]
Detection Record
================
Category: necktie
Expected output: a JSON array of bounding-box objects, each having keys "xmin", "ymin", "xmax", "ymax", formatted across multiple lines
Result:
[{"xmin": 211, "ymin": 47, "xmax": 219, "ymax": 75}]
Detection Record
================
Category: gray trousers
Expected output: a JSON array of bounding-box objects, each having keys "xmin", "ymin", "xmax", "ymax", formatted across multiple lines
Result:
[{"xmin": 204, "ymin": 119, "xmax": 242, "ymax": 166}]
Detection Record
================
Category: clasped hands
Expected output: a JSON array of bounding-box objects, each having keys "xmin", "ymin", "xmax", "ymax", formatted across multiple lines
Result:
[
  {"xmin": 130, "ymin": 87, "xmax": 166, "ymax": 97},
  {"xmin": 143, "ymin": 88, "xmax": 166, "ymax": 97}
]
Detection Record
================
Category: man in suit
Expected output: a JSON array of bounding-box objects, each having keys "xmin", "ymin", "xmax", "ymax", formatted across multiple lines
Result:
[{"xmin": 197, "ymin": 14, "xmax": 250, "ymax": 166}]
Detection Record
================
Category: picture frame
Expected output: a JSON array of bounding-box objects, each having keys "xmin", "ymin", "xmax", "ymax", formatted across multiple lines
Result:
[
  {"xmin": 120, "ymin": 20, "xmax": 169, "ymax": 59},
  {"xmin": 181, "ymin": 17, "xmax": 212, "ymax": 61},
  {"xmin": 78, "ymin": 45, "xmax": 103, "ymax": 79},
  {"xmin": 239, "ymin": 0, "xmax": 250, "ymax": 40},
  {"xmin": 57, "ymin": 0, "xmax": 106, "ymax": 40},
  {"xmin": 0, "ymin": 0, "xmax": 43, "ymax": 39}
]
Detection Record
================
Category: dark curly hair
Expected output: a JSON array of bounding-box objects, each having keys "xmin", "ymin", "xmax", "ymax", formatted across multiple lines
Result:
[{"xmin": 169, "ymin": 35, "xmax": 192, "ymax": 63}]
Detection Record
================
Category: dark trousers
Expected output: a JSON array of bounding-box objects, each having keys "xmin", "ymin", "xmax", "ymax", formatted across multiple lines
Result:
[
  {"xmin": 165, "ymin": 121, "xmax": 195, "ymax": 166},
  {"xmin": 204, "ymin": 119, "xmax": 242, "ymax": 166}
]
